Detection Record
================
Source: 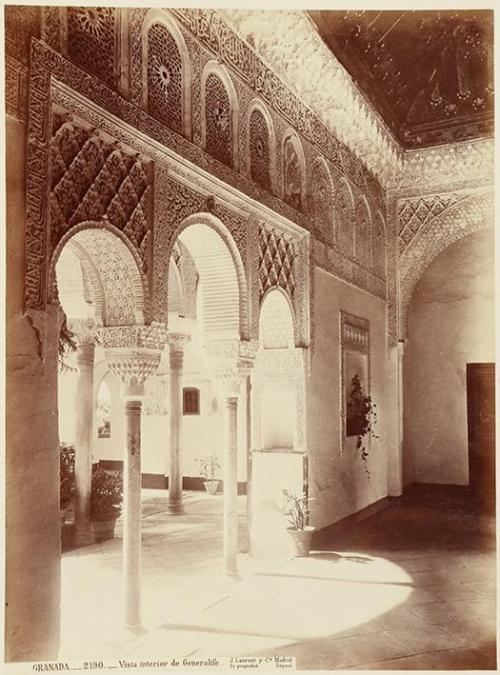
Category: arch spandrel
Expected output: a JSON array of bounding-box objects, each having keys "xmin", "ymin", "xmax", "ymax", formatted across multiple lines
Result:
[{"xmin": 399, "ymin": 190, "xmax": 493, "ymax": 338}]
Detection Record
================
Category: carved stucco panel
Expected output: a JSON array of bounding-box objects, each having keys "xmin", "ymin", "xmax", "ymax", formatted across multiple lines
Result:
[{"xmin": 399, "ymin": 189, "xmax": 493, "ymax": 337}]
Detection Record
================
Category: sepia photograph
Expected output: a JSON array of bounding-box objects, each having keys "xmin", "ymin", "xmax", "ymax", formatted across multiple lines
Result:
[{"xmin": 4, "ymin": 2, "xmax": 496, "ymax": 671}]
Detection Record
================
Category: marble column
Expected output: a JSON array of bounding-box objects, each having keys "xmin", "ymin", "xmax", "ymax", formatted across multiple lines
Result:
[
  {"xmin": 167, "ymin": 334, "xmax": 190, "ymax": 515},
  {"xmin": 103, "ymin": 326, "xmax": 164, "ymax": 630},
  {"xmin": 223, "ymin": 392, "xmax": 239, "ymax": 576},
  {"xmin": 73, "ymin": 331, "xmax": 96, "ymax": 546},
  {"xmin": 397, "ymin": 340, "xmax": 406, "ymax": 491},
  {"xmin": 122, "ymin": 390, "xmax": 143, "ymax": 628}
]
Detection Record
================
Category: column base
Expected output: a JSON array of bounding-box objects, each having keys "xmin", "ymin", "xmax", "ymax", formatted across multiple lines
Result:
[
  {"xmin": 124, "ymin": 621, "xmax": 146, "ymax": 635},
  {"xmin": 74, "ymin": 526, "xmax": 94, "ymax": 547},
  {"xmin": 167, "ymin": 500, "xmax": 184, "ymax": 515}
]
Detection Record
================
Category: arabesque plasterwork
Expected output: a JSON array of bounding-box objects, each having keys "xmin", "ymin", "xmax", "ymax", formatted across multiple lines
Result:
[
  {"xmin": 399, "ymin": 189, "xmax": 494, "ymax": 337},
  {"xmin": 14, "ymin": 8, "xmax": 495, "ymax": 357}
]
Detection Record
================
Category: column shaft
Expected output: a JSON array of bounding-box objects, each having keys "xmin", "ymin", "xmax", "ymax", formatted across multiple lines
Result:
[
  {"xmin": 123, "ymin": 399, "xmax": 142, "ymax": 628},
  {"xmin": 397, "ymin": 341, "xmax": 406, "ymax": 490},
  {"xmin": 224, "ymin": 396, "xmax": 239, "ymax": 576},
  {"xmin": 74, "ymin": 341, "xmax": 95, "ymax": 545},
  {"xmin": 168, "ymin": 350, "xmax": 184, "ymax": 514}
]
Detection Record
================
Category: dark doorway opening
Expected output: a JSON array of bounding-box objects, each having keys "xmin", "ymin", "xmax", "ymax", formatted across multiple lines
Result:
[{"xmin": 467, "ymin": 363, "xmax": 495, "ymax": 513}]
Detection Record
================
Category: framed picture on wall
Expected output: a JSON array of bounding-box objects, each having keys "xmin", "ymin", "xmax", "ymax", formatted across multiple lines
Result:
[
  {"xmin": 340, "ymin": 311, "xmax": 370, "ymax": 448},
  {"xmin": 345, "ymin": 351, "xmax": 369, "ymax": 437}
]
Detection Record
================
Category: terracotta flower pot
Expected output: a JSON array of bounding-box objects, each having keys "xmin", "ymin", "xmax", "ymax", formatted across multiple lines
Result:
[
  {"xmin": 91, "ymin": 512, "xmax": 119, "ymax": 542},
  {"xmin": 287, "ymin": 526, "xmax": 315, "ymax": 557},
  {"xmin": 204, "ymin": 480, "xmax": 220, "ymax": 495}
]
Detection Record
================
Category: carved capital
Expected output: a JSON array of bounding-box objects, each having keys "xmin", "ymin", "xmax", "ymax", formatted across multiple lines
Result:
[
  {"xmin": 105, "ymin": 349, "xmax": 162, "ymax": 399},
  {"xmin": 167, "ymin": 332, "xmax": 191, "ymax": 353},
  {"xmin": 68, "ymin": 317, "xmax": 98, "ymax": 345},
  {"xmin": 205, "ymin": 339, "xmax": 258, "ymax": 395},
  {"xmin": 100, "ymin": 323, "xmax": 166, "ymax": 399}
]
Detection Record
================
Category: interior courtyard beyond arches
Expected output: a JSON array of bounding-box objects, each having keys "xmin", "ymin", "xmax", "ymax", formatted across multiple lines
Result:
[{"xmin": 4, "ymin": 5, "xmax": 495, "ymax": 670}]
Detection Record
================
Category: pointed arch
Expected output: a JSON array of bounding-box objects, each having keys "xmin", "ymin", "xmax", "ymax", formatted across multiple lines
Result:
[
  {"xmin": 372, "ymin": 210, "xmax": 387, "ymax": 279},
  {"xmin": 142, "ymin": 9, "xmax": 192, "ymax": 138},
  {"xmin": 247, "ymin": 98, "xmax": 277, "ymax": 194},
  {"xmin": 334, "ymin": 177, "xmax": 355, "ymax": 258},
  {"xmin": 354, "ymin": 195, "xmax": 372, "ymax": 267},
  {"xmin": 164, "ymin": 212, "xmax": 249, "ymax": 340},
  {"xmin": 309, "ymin": 156, "xmax": 334, "ymax": 242},
  {"xmin": 282, "ymin": 129, "xmax": 306, "ymax": 211},
  {"xmin": 201, "ymin": 60, "xmax": 239, "ymax": 170}
]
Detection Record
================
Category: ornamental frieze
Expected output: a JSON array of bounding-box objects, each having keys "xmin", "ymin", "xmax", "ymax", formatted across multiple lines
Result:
[{"xmin": 170, "ymin": 8, "xmax": 385, "ymax": 208}]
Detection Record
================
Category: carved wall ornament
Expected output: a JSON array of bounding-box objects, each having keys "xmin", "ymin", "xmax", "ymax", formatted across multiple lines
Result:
[
  {"xmin": 174, "ymin": 9, "xmax": 386, "ymax": 199},
  {"xmin": 398, "ymin": 191, "xmax": 467, "ymax": 252},
  {"xmin": 200, "ymin": 61, "xmax": 239, "ymax": 171},
  {"xmin": 309, "ymin": 157, "xmax": 334, "ymax": 244},
  {"xmin": 146, "ymin": 21, "xmax": 184, "ymax": 135},
  {"xmin": 67, "ymin": 7, "xmax": 117, "ymax": 89},
  {"xmin": 335, "ymin": 178, "xmax": 355, "ymax": 259},
  {"xmin": 5, "ymin": 55, "xmax": 28, "ymax": 122},
  {"xmin": 283, "ymin": 132, "xmax": 306, "ymax": 212},
  {"xmin": 49, "ymin": 221, "xmax": 150, "ymax": 328},
  {"xmin": 399, "ymin": 189, "xmax": 493, "ymax": 338},
  {"xmin": 372, "ymin": 211, "xmax": 387, "ymax": 280},
  {"xmin": 249, "ymin": 105, "xmax": 272, "ymax": 193},
  {"xmin": 355, "ymin": 196, "xmax": 372, "ymax": 268},
  {"xmin": 49, "ymin": 113, "xmax": 152, "ymax": 273},
  {"xmin": 258, "ymin": 226, "xmax": 297, "ymax": 302}
]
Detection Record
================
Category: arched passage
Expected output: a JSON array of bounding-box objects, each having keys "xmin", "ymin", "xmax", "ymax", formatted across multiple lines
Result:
[
  {"xmin": 165, "ymin": 213, "xmax": 249, "ymax": 340},
  {"xmin": 403, "ymin": 229, "xmax": 495, "ymax": 496},
  {"xmin": 50, "ymin": 222, "xmax": 149, "ymax": 327}
]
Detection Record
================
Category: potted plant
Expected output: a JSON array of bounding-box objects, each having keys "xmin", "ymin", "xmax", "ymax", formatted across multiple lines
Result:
[
  {"xmin": 60, "ymin": 443, "xmax": 75, "ymax": 526},
  {"xmin": 347, "ymin": 374, "xmax": 379, "ymax": 477},
  {"xmin": 282, "ymin": 489, "xmax": 315, "ymax": 557},
  {"xmin": 90, "ymin": 464, "xmax": 123, "ymax": 542},
  {"xmin": 197, "ymin": 454, "xmax": 221, "ymax": 495}
]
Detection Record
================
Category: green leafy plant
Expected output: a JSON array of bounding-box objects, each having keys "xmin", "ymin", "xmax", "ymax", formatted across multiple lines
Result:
[
  {"xmin": 347, "ymin": 374, "xmax": 378, "ymax": 476},
  {"xmin": 60, "ymin": 444, "xmax": 75, "ymax": 510},
  {"xmin": 196, "ymin": 454, "xmax": 221, "ymax": 481},
  {"xmin": 282, "ymin": 489, "xmax": 314, "ymax": 530},
  {"xmin": 90, "ymin": 465, "xmax": 123, "ymax": 521},
  {"xmin": 58, "ymin": 314, "xmax": 77, "ymax": 374}
]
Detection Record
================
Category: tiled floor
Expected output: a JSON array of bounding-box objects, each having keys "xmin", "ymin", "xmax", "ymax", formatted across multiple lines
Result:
[{"xmin": 60, "ymin": 488, "xmax": 496, "ymax": 669}]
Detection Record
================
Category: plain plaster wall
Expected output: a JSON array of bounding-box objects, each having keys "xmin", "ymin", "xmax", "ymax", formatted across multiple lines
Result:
[
  {"xmin": 307, "ymin": 268, "xmax": 396, "ymax": 530},
  {"xmin": 404, "ymin": 230, "xmax": 495, "ymax": 486}
]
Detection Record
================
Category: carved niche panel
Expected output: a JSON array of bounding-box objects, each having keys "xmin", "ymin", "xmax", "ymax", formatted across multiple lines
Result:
[
  {"xmin": 309, "ymin": 158, "xmax": 333, "ymax": 243},
  {"xmin": 355, "ymin": 198, "xmax": 371, "ymax": 268},
  {"xmin": 147, "ymin": 22, "xmax": 183, "ymax": 135},
  {"xmin": 67, "ymin": 7, "xmax": 117, "ymax": 89},
  {"xmin": 49, "ymin": 113, "xmax": 151, "ymax": 270},
  {"xmin": 204, "ymin": 73, "xmax": 232, "ymax": 168},
  {"xmin": 249, "ymin": 108, "xmax": 271, "ymax": 192},
  {"xmin": 335, "ymin": 180, "xmax": 355, "ymax": 258},
  {"xmin": 283, "ymin": 137, "xmax": 303, "ymax": 211},
  {"xmin": 372, "ymin": 211, "xmax": 387, "ymax": 280}
]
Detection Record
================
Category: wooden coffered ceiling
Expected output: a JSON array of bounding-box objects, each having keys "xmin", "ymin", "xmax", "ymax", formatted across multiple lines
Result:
[{"xmin": 308, "ymin": 10, "xmax": 494, "ymax": 149}]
